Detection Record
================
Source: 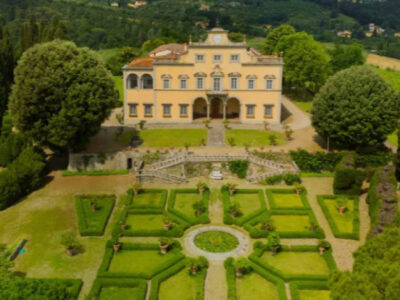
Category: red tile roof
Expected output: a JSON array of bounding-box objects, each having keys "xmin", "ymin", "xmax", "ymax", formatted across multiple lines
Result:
[{"xmin": 128, "ymin": 57, "xmax": 154, "ymax": 68}]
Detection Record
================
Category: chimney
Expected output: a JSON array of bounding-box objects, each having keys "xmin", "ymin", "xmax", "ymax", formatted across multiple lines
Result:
[{"xmin": 183, "ymin": 43, "xmax": 188, "ymax": 52}]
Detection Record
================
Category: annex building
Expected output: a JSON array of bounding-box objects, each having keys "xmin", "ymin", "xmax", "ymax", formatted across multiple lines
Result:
[{"xmin": 123, "ymin": 28, "xmax": 283, "ymax": 124}]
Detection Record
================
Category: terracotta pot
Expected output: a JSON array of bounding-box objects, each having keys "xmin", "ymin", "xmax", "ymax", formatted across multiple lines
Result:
[
  {"xmin": 163, "ymin": 223, "xmax": 171, "ymax": 231},
  {"xmin": 190, "ymin": 267, "xmax": 198, "ymax": 275},
  {"xmin": 235, "ymin": 269, "xmax": 243, "ymax": 277},
  {"xmin": 319, "ymin": 247, "xmax": 326, "ymax": 255},
  {"xmin": 196, "ymin": 210, "xmax": 202, "ymax": 217},
  {"xmin": 120, "ymin": 224, "xmax": 127, "ymax": 230},
  {"xmin": 113, "ymin": 243, "xmax": 121, "ymax": 252},
  {"xmin": 66, "ymin": 247, "xmax": 73, "ymax": 257},
  {"xmin": 199, "ymin": 187, "xmax": 204, "ymax": 195},
  {"xmin": 229, "ymin": 189, "xmax": 235, "ymax": 195},
  {"xmin": 91, "ymin": 204, "xmax": 97, "ymax": 211},
  {"xmin": 160, "ymin": 244, "xmax": 169, "ymax": 255},
  {"xmin": 338, "ymin": 206, "xmax": 345, "ymax": 214}
]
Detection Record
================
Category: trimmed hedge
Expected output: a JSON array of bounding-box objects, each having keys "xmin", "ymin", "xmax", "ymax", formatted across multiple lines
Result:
[
  {"xmin": 249, "ymin": 246, "xmax": 337, "ymax": 281},
  {"xmin": 223, "ymin": 189, "xmax": 267, "ymax": 226},
  {"xmin": 333, "ymin": 152, "xmax": 365, "ymax": 195},
  {"xmin": 62, "ymin": 169, "xmax": 129, "ymax": 176},
  {"xmin": 97, "ymin": 242, "xmax": 185, "ymax": 279},
  {"xmin": 0, "ymin": 132, "xmax": 27, "ymax": 167},
  {"xmin": 75, "ymin": 194, "xmax": 115, "ymax": 236},
  {"xmin": 88, "ymin": 278, "xmax": 147, "ymax": 299},
  {"xmin": 290, "ymin": 280, "xmax": 329, "ymax": 300},
  {"xmin": 229, "ymin": 160, "xmax": 249, "ymax": 178},
  {"xmin": 130, "ymin": 188, "xmax": 167, "ymax": 208},
  {"xmin": 317, "ymin": 195, "xmax": 360, "ymax": 240},
  {"xmin": 290, "ymin": 150, "xmax": 344, "ymax": 172},
  {"xmin": 266, "ymin": 188, "xmax": 311, "ymax": 210},
  {"xmin": 300, "ymin": 172, "xmax": 334, "ymax": 177},
  {"xmin": 149, "ymin": 258, "xmax": 207, "ymax": 300},
  {"xmin": 168, "ymin": 189, "xmax": 210, "ymax": 225},
  {"xmin": 225, "ymin": 258, "xmax": 236, "ymax": 300}
]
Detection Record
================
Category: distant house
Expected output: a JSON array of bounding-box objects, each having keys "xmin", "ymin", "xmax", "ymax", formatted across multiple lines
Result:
[
  {"xmin": 196, "ymin": 21, "xmax": 209, "ymax": 29},
  {"xmin": 337, "ymin": 30, "xmax": 352, "ymax": 38},
  {"xmin": 200, "ymin": 4, "xmax": 210, "ymax": 11},
  {"xmin": 394, "ymin": 33, "xmax": 400, "ymax": 38},
  {"xmin": 110, "ymin": 2, "xmax": 119, "ymax": 7},
  {"xmin": 366, "ymin": 23, "xmax": 384, "ymax": 37},
  {"xmin": 131, "ymin": 0, "xmax": 147, "ymax": 8}
]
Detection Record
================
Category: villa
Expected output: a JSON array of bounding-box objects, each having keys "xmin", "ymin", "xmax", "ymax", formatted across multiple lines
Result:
[{"xmin": 122, "ymin": 28, "xmax": 283, "ymax": 124}]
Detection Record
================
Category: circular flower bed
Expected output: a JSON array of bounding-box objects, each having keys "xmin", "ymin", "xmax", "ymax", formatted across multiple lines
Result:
[{"xmin": 194, "ymin": 230, "xmax": 239, "ymax": 253}]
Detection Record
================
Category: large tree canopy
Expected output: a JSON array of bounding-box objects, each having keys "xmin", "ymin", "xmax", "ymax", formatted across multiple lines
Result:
[
  {"xmin": 312, "ymin": 66, "xmax": 400, "ymax": 147},
  {"xmin": 330, "ymin": 43, "xmax": 365, "ymax": 73},
  {"xmin": 275, "ymin": 32, "xmax": 331, "ymax": 93},
  {"xmin": 262, "ymin": 24, "xmax": 295, "ymax": 55},
  {"xmin": 9, "ymin": 40, "xmax": 118, "ymax": 151}
]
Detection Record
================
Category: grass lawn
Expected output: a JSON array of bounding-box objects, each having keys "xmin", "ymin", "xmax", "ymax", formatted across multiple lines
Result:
[
  {"xmin": 158, "ymin": 268, "xmax": 200, "ymax": 300},
  {"xmin": 97, "ymin": 48, "xmax": 121, "ymax": 62},
  {"xmin": 174, "ymin": 193, "xmax": 202, "ymax": 217},
  {"xmin": 230, "ymin": 193, "xmax": 263, "ymax": 216},
  {"xmin": 113, "ymin": 76, "xmax": 123, "ymax": 102},
  {"xmin": 298, "ymin": 290, "xmax": 330, "ymax": 300},
  {"xmin": 291, "ymin": 100, "xmax": 313, "ymax": 113},
  {"xmin": 194, "ymin": 231, "xmax": 238, "ymax": 253},
  {"xmin": 270, "ymin": 193, "xmax": 304, "ymax": 208},
  {"xmin": 225, "ymin": 130, "xmax": 285, "ymax": 146},
  {"xmin": 271, "ymin": 215, "xmax": 311, "ymax": 232},
  {"xmin": 324, "ymin": 199, "xmax": 354, "ymax": 233},
  {"xmin": 100, "ymin": 287, "xmax": 143, "ymax": 300},
  {"xmin": 260, "ymin": 252, "xmax": 330, "ymax": 275},
  {"xmin": 374, "ymin": 66, "xmax": 400, "ymax": 91},
  {"xmin": 133, "ymin": 192, "xmax": 164, "ymax": 208},
  {"xmin": 125, "ymin": 214, "xmax": 164, "ymax": 231},
  {"xmin": 108, "ymin": 250, "xmax": 175, "ymax": 273},
  {"xmin": 387, "ymin": 130, "xmax": 397, "ymax": 147},
  {"xmin": 236, "ymin": 272, "xmax": 280, "ymax": 300}
]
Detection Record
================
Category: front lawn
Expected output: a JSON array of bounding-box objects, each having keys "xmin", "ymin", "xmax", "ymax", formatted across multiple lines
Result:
[
  {"xmin": 271, "ymin": 215, "xmax": 312, "ymax": 233},
  {"xmin": 236, "ymin": 273, "xmax": 280, "ymax": 300},
  {"xmin": 225, "ymin": 129, "xmax": 285, "ymax": 146},
  {"xmin": 158, "ymin": 268, "xmax": 201, "ymax": 300},
  {"xmin": 174, "ymin": 192, "xmax": 202, "ymax": 217},
  {"xmin": 125, "ymin": 214, "xmax": 165, "ymax": 231},
  {"xmin": 298, "ymin": 289, "xmax": 330, "ymax": 300},
  {"xmin": 230, "ymin": 192, "xmax": 263, "ymax": 216},
  {"xmin": 267, "ymin": 189, "xmax": 310, "ymax": 209},
  {"xmin": 132, "ymin": 190, "xmax": 166, "ymax": 208}
]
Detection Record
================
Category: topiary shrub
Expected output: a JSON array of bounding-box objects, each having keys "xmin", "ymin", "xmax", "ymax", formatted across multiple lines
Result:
[
  {"xmin": 229, "ymin": 160, "xmax": 249, "ymax": 178},
  {"xmin": 333, "ymin": 152, "xmax": 365, "ymax": 195}
]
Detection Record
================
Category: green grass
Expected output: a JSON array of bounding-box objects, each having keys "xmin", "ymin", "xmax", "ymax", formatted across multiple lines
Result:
[
  {"xmin": 158, "ymin": 268, "xmax": 200, "ymax": 300},
  {"xmin": 375, "ymin": 67, "xmax": 400, "ymax": 91},
  {"xmin": 247, "ymin": 37, "xmax": 264, "ymax": 51},
  {"xmin": 113, "ymin": 76, "xmax": 123, "ymax": 102},
  {"xmin": 99, "ymin": 287, "xmax": 143, "ymax": 300},
  {"xmin": 300, "ymin": 172, "xmax": 334, "ymax": 178},
  {"xmin": 63, "ymin": 170, "xmax": 129, "ymax": 176},
  {"xmin": 387, "ymin": 130, "xmax": 397, "ymax": 147},
  {"xmin": 174, "ymin": 193, "xmax": 202, "ymax": 217},
  {"xmin": 271, "ymin": 193, "xmax": 304, "ymax": 208},
  {"xmin": 133, "ymin": 192, "xmax": 164, "ymax": 208},
  {"xmin": 324, "ymin": 199, "xmax": 354, "ymax": 233},
  {"xmin": 125, "ymin": 214, "xmax": 164, "ymax": 231},
  {"xmin": 226, "ymin": 130, "xmax": 285, "ymax": 146},
  {"xmin": 108, "ymin": 250, "xmax": 175, "ymax": 273},
  {"xmin": 97, "ymin": 48, "xmax": 121, "ymax": 62},
  {"xmin": 298, "ymin": 290, "xmax": 330, "ymax": 300},
  {"xmin": 271, "ymin": 215, "xmax": 311, "ymax": 232},
  {"xmin": 260, "ymin": 252, "xmax": 330, "ymax": 276},
  {"xmin": 291, "ymin": 100, "xmax": 313, "ymax": 113},
  {"xmin": 194, "ymin": 231, "xmax": 239, "ymax": 253},
  {"xmin": 231, "ymin": 193, "xmax": 262, "ymax": 216},
  {"xmin": 236, "ymin": 272, "xmax": 280, "ymax": 300}
]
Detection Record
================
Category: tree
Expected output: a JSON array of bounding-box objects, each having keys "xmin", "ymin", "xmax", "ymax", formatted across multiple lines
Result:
[
  {"xmin": 312, "ymin": 66, "xmax": 400, "ymax": 147},
  {"xmin": 330, "ymin": 43, "xmax": 365, "ymax": 72},
  {"xmin": 262, "ymin": 25, "xmax": 295, "ymax": 55},
  {"xmin": 106, "ymin": 47, "xmax": 137, "ymax": 75},
  {"xmin": 276, "ymin": 32, "xmax": 331, "ymax": 93},
  {"xmin": 9, "ymin": 40, "xmax": 119, "ymax": 151}
]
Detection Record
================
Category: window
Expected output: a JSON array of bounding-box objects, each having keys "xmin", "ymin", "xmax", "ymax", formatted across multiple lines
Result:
[
  {"xmin": 128, "ymin": 103, "xmax": 137, "ymax": 117},
  {"xmin": 142, "ymin": 74, "xmax": 153, "ymax": 89},
  {"xmin": 180, "ymin": 104, "xmax": 188, "ymax": 117},
  {"xmin": 264, "ymin": 105, "xmax": 274, "ymax": 118},
  {"xmin": 248, "ymin": 79, "xmax": 255, "ymax": 90},
  {"xmin": 230, "ymin": 77, "xmax": 238, "ymax": 90},
  {"xmin": 197, "ymin": 77, "xmax": 204, "ymax": 90},
  {"xmin": 127, "ymin": 74, "xmax": 138, "ymax": 89},
  {"xmin": 162, "ymin": 104, "xmax": 171, "ymax": 117},
  {"xmin": 213, "ymin": 54, "xmax": 222, "ymax": 62},
  {"xmin": 163, "ymin": 79, "xmax": 170, "ymax": 89},
  {"xmin": 230, "ymin": 54, "xmax": 239, "ymax": 62},
  {"xmin": 266, "ymin": 79, "xmax": 273, "ymax": 90},
  {"xmin": 144, "ymin": 104, "xmax": 153, "ymax": 117},
  {"xmin": 213, "ymin": 78, "xmax": 221, "ymax": 91},
  {"xmin": 246, "ymin": 105, "xmax": 255, "ymax": 118},
  {"xmin": 196, "ymin": 54, "xmax": 205, "ymax": 62},
  {"xmin": 180, "ymin": 79, "xmax": 187, "ymax": 90}
]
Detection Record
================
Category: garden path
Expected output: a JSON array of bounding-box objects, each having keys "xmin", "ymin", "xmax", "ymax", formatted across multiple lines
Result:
[
  {"xmin": 281, "ymin": 96, "xmax": 311, "ymax": 130},
  {"xmin": 204, "ymin": 261, "xmax": 227, "ymax": 300},
  {"xmin": 208, "ymin": 122, "xmax": 225, "ymax": 147}
]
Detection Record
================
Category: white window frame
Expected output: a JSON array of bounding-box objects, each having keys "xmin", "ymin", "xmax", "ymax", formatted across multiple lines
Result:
[
  {"xmin": 162, "ymin": 104, "xmax": 172, "ymax": 117},
  {"xmin": 213, "ymin": 54, "xmax": 222, "ymax": 62},
  {"xmin": 179, "ymin": 104, "xmax": 188, "ymax": 117},
  {"xmin": 144, "ymin": 104, "xmax": 153, "ymax": 117},
  {"xmin": 163, "ymin": 79, "xmax": 170, "ymax": 89},
  {"xmin": 128, "ymin": 103, "xmax": 137, "ymax": 117},
  {"xmin": 230, "ymin": 54, "xmax": 240, "ymax": 62},
  {"xmin": 196, "ymin": 77, "xmax": 204, "ymax": 90},
  {"xmin": 248, "ymin": 79, "xmax": 255, "ymax": 90},
  {"xmin": 246, "ymin": 105, "xmax": 255, "ymax": 118},
  {"xmin": 213, "ymin": 77, "xmax": 221, "ymax": 91},
  {"xmin": 196, "ymin": 54, "xmax": 205, "ymax": 62},
  {"xmin": 264, "ymin": 104, "xmax": 274, "ymax": 118},
  {"xmin": 230, "ymin": 77, "xmax": 238, "ymax": 90},
  {"xmin": 266, "ymin": 79, "xmax": 274, "ymax": 90},
  {"xmin": 180, "ymin": 79, "xmax": 187, "ymax": 90}
]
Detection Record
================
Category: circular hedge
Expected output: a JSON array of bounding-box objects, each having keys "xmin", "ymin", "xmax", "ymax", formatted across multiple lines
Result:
[{"xmin": 194, "ymin": 231, "xmax": 239, "ymax": 253}]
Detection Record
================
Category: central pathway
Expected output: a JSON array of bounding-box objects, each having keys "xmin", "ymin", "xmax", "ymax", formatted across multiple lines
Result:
[
  {"xmin": 208, "ymin": 122, "xmax": 225, "ymax": 147},
  {"xmin": 205, "ymin": 261, "xmax": 227, "ymax": 300}
]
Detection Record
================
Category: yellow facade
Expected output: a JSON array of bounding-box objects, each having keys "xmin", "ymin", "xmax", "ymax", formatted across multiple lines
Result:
[{"xmin": 123, "ymin": 28, "xmax": 283, "ymax": 124}]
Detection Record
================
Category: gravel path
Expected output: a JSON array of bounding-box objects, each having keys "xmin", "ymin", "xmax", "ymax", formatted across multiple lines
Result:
[
  {"xmin": 281, "ymin": 96, "xmax": 311, "ymax": 130},
  {"xmin": 204, "ymin": 261, "xmax": 227, "ymax": 300}
]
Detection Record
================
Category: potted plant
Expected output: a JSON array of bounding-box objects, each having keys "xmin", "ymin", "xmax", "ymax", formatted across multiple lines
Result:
[
  {"xmin": 132, "ymin": 182, "xmax": 142, "ymax": 196},
  {"xmin": 222, "ymin": 119, "xmax": 230, "ymax": 129},
  {"xmin": 184, "ymin": 142, "xmax": 191, "ymax": 151},
  {"xmin": 193, "ymin": 201, "xmax": 206, "ymax": 217},
  {"xmin": 90, "ymin": 199, "xmax": 97, "ymax": 212},
  {"xmin": 260, "ymin": 218, "xmax": 275, "ymax": 232},
  {"xmin": 119, "ymin": 221, "xmax": 127, "ymax": 230},
  {"xmin": 268, "ymin": 134, "xmax": 277, "ymax": 146},
  {"xmin": 111, "ymin": 227, "xmax": 122, "ymax": 252},
  {"xmin": 244, "ymin": 143, "xmax": 250, "ymax": 152},
  {"xmin": 233, "ymin": 258, "xmax": 252, "ymax": 277},
  {"xmin": 61, "ymin": 232, "xmax": 81, "ymax": 257},
  {"xmin": 187, "ymin": 257, "xmax": 208, "ymax": 275},
  {"xmin": 229, "ymin": 201, "xmax": 241, "ymax": 218},
  {"xmin": 268, "ymin": 232, "xmax": 281, "ymax": 255},
  {"xmin": 203, "ymin": 119, "xmax": 211, "ymax": 129},
  {"xmin": 138, "ymin": 120, "xmax": 146, "ymax": 130},
  {"xmin": 196, "ymin": 182, "xmax": 208, "ymax": 195},
  {"xmin": 309, "ymin": 220, "xmax": 319, "ymax": 232},
  {"xmin": 283, "ymin": 124, "xmax": 294, "ymax": 140},
  {"xmin": 263, "ymin": 121, "xmax": 269, "ymax": 131},
  {"xmin": 201, "ymin": 138, "xmax": 206, "ymax": 146},
  {"xmin": 227, "ymin": 137, "xmax": 235, "ymax": 146},
  {"xmin": 294, "ymin": 182, "xmax": 303, "ymax": 195},
  {"xmin": 317, "ymin": 239, "xmax": 331, "ymax": 255},
  {"xmin": 336, "ymin": 197, "xmax": 348, "ymax": 215},
  {"xmin": 227, "ymin": 183, "xmax": 237, "ymax": 195},
  {"xmin": 159, "ymin": 237, "xmax": 172, "ymax": 255},
  {"xmin": 163, "ymin": 215, "xmax": 173, "ymax": 231}
]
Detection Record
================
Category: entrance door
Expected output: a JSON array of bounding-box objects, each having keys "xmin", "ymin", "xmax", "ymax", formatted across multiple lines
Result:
[{"xmin": 211, "ymin": 98, "xmax": 222, "ymax": 118}]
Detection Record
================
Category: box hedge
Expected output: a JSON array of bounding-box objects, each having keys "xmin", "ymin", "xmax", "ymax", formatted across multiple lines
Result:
[
  {"xmin": 290, "ymin": 280, "xmax": 329, "ymax": 300},
  {"xmin": 88, "ymin": 278, "xmax": 147, "ymax": 299},
  {"xmin": 266, "ymin": 188, "xmax": 311, "ymax": 210}
]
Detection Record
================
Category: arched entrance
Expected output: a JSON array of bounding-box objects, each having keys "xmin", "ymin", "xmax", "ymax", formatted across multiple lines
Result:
[
  {"xmin": 193, "ymin": 98, "xmax": 207, "ymax": 119},
  {"xmin": 210, "ymin": 98, "xmax": 223, "ymax": 119},
  {"xmin": 226, "ymin": 98, "xmax": 240, "ymax": 119}
]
